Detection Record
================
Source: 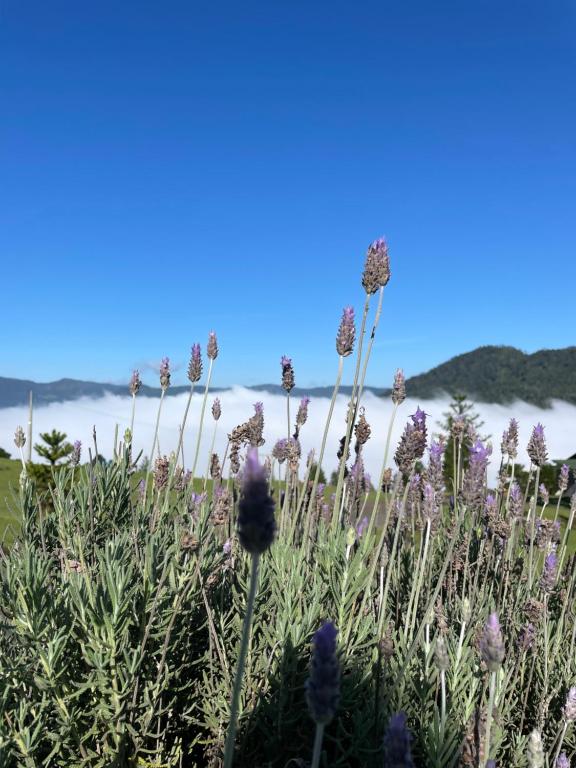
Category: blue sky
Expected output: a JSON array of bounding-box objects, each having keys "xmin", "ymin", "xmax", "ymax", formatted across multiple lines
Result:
[{"xmin": 1, "ymin": 0, "xmax": 575, "ymax": 389}]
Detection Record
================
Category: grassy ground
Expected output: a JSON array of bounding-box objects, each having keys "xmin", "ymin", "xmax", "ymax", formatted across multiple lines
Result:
[{"xmin": 1, "ymin": 457, "xmax": 575, "ymax": 552}]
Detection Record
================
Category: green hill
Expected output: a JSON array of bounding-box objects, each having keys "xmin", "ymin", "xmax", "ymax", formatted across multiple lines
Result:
[{"xmin": 405, "ymin": 345, "xmax": 576, "ymax": 406}]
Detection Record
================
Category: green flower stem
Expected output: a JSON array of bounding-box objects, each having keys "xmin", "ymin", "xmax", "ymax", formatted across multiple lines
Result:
[
  {"xmin": 332, "ymin": 294, "xmax": 371, "ymax": 524},
  {"xmin": 310, "ymin": 723, "xmax": 325, "ymax": 768},
  {"xmin": 175, "ymin": 383, "xmax": 196, "ymax": 469},
  {"xmin": 223, "ymin": 553, "xmax": 260, "ymax": 768},
  {"xmin": 405, "ymin": 517, "xmax": 431, "ymax": 640},
  {"xmin": 527, "ymin": 466, "xmax": 541, "ymax": 590},
  {"xmin": 191, "ymin": 358, "xmax": 214, "ymax": 482},
  {"xmin": 365, "ymin": 401, "xmax": 399, "ymax": 544},
  {"xmin": 308, "ymin": 356, "xmax": 344, "ymax": 520},
  {"xmin": 142, "ymin": 388, "xmax": 166, "ymax": 512},
  {"xmin": 484, "ymin": 671, "xmax": 497, "ymax": 766},
  {"xmin": 129, "ymin": 392, "xmax": 136, "ymax": 439}
]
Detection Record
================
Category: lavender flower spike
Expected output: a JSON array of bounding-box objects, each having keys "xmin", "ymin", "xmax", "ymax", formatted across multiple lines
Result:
[
  {"xmin": 392, "ymin": 368, "xmax": 406, "ymax": 405},
  {"xmin": 527, "ymin": 423, "xmax": 548, "ymax": 467},
  {"xmin": 14, "ymin": 426, "xmax": 26, "ymax": 449},
  {"xmin": 557, "ymin": 752, "xmax": 570, "ymax": 768},
  {"xmin": 383, "ymin": 712, "xmax": 415, "ymax": 768},
  {"xmin": 336, "ymin": 306, "xmax": 355, "ymax": 357},
  {"xmin": 70, "ymin": 440, "xmax": 82, "ymax": 467},
  {"xmin": 159, "ymin": 357, "xmax": 171, "ymax": 390},
  {"xmin": 540, "ymin": 551, "xmax": 558, "ymax": 594},
  {"xmin": 564, "ymin": 686, "xmax": 576, "ymax": 721},
  {"xmin": 362, "ymin": 237, "xmax": 390, "ymax": 294},
  {"xmin": 207, "ymin": 330, "xmax": 218, "ymax": 360},
  {"xmin": 237, "ymin": 448, "xmax": 276, "ymax": 554},
  {"xmin": 306, "ymin": 621, "xmax": 340, "ymax": 725},
  {"xmin": 480, "ymin": 612, "xmax": 505, "ymax": 671},
  {"xmin": 281, "ymin": 355, "xmax": 295, "ymax": 392},
  {"xmin": 129, "ymin": 369, "xmax": 142, "ymax": 396},
  {"xmin": 212, "ymin": 397, "xmax": 221, "ymax": 421},
  {"xmin": 559, "ymin": 464, "xmax": 570, "ymax": 493},
  {"xmin": 188, "ymin": 343, "xmax": 202, "ymax": 383}
]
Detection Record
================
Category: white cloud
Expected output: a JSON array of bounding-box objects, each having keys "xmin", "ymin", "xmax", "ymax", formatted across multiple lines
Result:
[{"xmin": 1, "ymin": 389, "xmax": 574, "ymax": 486}]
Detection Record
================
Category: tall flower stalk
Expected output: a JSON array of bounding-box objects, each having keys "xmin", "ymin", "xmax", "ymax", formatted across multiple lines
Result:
[{"xmin": 223, "ymin": 449, "xmax": 275, "ymax": 768}]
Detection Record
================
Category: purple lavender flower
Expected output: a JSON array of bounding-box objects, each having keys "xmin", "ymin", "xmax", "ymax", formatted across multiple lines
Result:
[
  {"xmin": 70, "ymin": 440, "xmax": 82, "ymax": 467},
  {"xmin": 223, "ymin": 538, "xmax": 232, "ymax": 556},
  {"xmin": 296, "ymin": 397, "xmax": 310, "ymax": 427},
  {"xmin": 462, "ymin": 440, "xmax": 492, "ymax": 511},
  {"xmin": 391, "ymin": 368, "xmax": 406, "ymax": 406},
  {"xmin": 564, "ymin": 686, "xmax": 576, "ymax": 721},
  {"xmin": 422, "ymin": 482, "xmax": 438, "ymax": 521},
  {"xmin": 527, "ymin": 424, "xmax": 548, "ymax": 467},
  {"xmin": 272, "ymin": 438, "xmax": 289, "ymax": 463},
  {"xmin": 362, "ymin": 237, "xmax": 390, "ymax": 294},
  {"xmin": 486, "ymin": 761, "xmax": 497, "ymax": 768},
  {"xmin": 355, "ymin": 516, "xmax": 369, "ymax": 540},
  {"xmin": 212, "ymin": 397, "xmax": 221, "ymax": 421},
  {"xmin": 501, "ymin": 418, "xmax": 519, "ymax": 459},
  {"xmin": 540, "ymin": 551, "xmax": 558, "ymax": 593},
  {"xmin": 188, "ymin": 343, "xmax": 202, "ymax": 383},
  {"xmin": 305, "ymin": 621, "xmax": 340, "ymax": 725},
  {"xmin": 383, "ymin": 712, "xmax": 415, "ymax": 768},
  {"xmin": 237, "ymin": 448, "xmax": 276, "ymax": 555},
  {"xmin": 539, "ymin": 484, "xmax": 549, "ymax": 505},
  {"xmin": 281, "ymin": 355, "xmax": 295, "ymax": 392},
  {"xmin": 427, "ymin": 441, "xmax": 445, "ymax": 493},
  {"xmin": 336, "ymin": 306, "xmax": 355, "ymax": 357},
  {"xmin": 556, "ymin": 753, "xmax": 570, "ymax": 768},
  {"xmin": 129, "ymin": 369, "xmax": 142, "ymax": 396},
  {"xmin": 159, "ymin": 357, "xmax": 171, "ymax": 390},
  {"xmin": 394, "ymin": 411, "xmax": 427, "ymax": 477},
  {"xmin": 480, "ymin": 612, "xmax": 505, "ymax": 671},
  {"xmin": 207, "ymin": 331, "xmax": 218, "ymax": 360},
  {"xmin": 509, "ymin": 481, "xmax": 523, "ymax": 518},
  {"xmin": 559, "ymin": 464, "xmax": 570, "ymax": 493}
]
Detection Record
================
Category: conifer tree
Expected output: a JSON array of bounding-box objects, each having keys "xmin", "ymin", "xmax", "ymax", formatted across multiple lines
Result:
[{"xmin": 34, "ymin": 429, "xmax": 74, "ymax": 466}]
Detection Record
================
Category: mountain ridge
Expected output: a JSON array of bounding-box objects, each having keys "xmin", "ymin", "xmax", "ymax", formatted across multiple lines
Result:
[{"xmin": 0, "ymin": 345, "xmax": 574, "ymax": 409}]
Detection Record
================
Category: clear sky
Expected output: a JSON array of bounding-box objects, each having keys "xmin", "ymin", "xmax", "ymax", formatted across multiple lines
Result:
[{"xmin": 1, "ymin": 0, "xmax": 574, "ymax": 390}]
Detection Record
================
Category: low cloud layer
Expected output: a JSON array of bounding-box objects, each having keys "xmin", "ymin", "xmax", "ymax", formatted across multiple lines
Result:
[{"xmin": 1, "ymin": 388, "xmax": 575, "ymax": 486}]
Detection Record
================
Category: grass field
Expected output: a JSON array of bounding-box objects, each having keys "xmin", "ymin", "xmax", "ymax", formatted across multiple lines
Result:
[{"xmin": 2, "ymin": 457, "xmax": 575, "ymax": 553}]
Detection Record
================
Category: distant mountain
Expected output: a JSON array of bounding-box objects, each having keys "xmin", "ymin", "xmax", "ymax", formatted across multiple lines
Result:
[
  {"xmin": 0, "ymin": 376, "xmax": 386, "ymax": 409},
  {"xmin": 404, "ymin": 346, "xmax": 576, "ymax": 406},
  {"xmin": 0, "ymin": 346, "xmax": 574, "ymax": 409}
]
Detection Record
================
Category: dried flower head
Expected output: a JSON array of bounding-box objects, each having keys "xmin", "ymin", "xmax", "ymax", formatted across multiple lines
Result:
[
  {"xmin": 527, "ymin": 729, "xmax": 544, "ymax": 768},
  {"xmin": 14, "ymin": 426, "xmax": 26, "ymax": 449},
  {"xmin": 187, "ymin": 343, "xmax": 202, "ymax": 383},
  {"xmin": 527, "ymin": 424, "xmax": 548, "ymax": 467},
  {"xmin": 362, "ymin": 237, "xmax": 390, "ymax": 294},
  {"xmin": 154, "ymin": 455, "xmax": 170, "ymax": 490},
  {"xmin": 159, "ymin": 357, "xmax": 171, "ymax": 390},
  {"xmin": 354, "ymin": 409, "xmax": 371, "ymax": 447},
  {"xmin": 435, "ymin": 636, "xmax": 449, "ymax": 671},
  {"xmin": 391, "ymin": 368, "xmax": 406, "ymax": 405},
  {"xmin": 480, "ymin": 612, "xmax": 505, "ymax": 671},
  {"xmin": 383, "ymin": 712, "xmax": 415, "ymax": 768},
  {"xmin": 296, "ymin": 397, "xmax": 310, "ymax": 427},
  {"xmin": 211, "ymin": 397, "xmax": 221, "ymax": 421},
  {"xmin": 280, "ymin": 355, "xmax": 295, "ymax": 393},
  {"xmin": 237, "ymin": 448, "xmax": 276, "ymax": 554},
  {"xmin": 306, "ymin": 621, "xmax": 340, "ymax": 725},
  {"xmin": 129, "ymin": 369, "xmax": 142, "ymax": 396},
  {"xmin": 207, "ymin": 331, "xmax": 218, "ymax": 360},
  {"xmin": 336, "ymin": 306, "xmax": 355, "ymax": 357}
]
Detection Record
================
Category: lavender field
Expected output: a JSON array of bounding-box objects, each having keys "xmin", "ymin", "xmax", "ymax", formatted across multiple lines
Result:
[{"xmin": 0, "ymin": 240, "xmax": 575, "ymax": 768}]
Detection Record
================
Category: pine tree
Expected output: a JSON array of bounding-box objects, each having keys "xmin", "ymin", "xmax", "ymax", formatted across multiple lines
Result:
[
  {"xmin": 437, "ymin": 393, "xmax": 488, "ymax": 488},
  {"xmin": 34, "ymin": 429, "xmax": 74, "ymax": 466}
]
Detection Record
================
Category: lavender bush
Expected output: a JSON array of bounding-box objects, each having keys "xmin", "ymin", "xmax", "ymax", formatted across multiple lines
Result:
[{"xmin": 1, "ymin": 239, "xmax": 575, "ymax": 767}]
